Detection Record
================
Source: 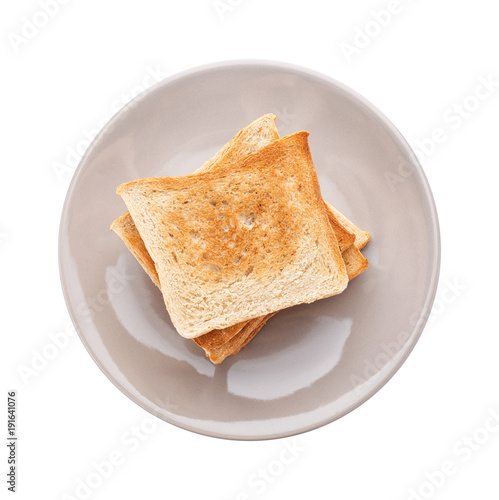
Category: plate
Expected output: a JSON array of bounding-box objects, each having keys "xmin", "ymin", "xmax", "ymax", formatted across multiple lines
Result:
[{"xmin": 59, "ymin": 60, "xmax": 440, "ymax": 440}]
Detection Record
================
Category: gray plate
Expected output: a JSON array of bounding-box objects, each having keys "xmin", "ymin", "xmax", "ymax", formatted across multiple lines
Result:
[{"xmin": 59, "ymin": 60, "xmax": 440, "ymax": 440}]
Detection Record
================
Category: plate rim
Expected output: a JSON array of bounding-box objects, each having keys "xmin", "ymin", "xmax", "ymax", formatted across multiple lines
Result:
[{"xmin": 58, "ymin": 59, "xmax": 441, "ymax": 441}]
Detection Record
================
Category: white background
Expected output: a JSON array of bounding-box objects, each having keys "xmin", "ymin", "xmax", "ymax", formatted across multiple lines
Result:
[{"xmin": 2, "ymin": 1, "xmax": 499, "ymax": 499}]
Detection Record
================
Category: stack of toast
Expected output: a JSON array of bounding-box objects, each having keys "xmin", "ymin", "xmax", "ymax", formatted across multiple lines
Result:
[{"xmin": 111, "ymin": 114, "xmax": 370, "ymax": 363}]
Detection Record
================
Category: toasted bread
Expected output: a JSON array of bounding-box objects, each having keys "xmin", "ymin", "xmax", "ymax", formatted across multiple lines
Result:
[
  {"xmin": 112, "ymin": 114, "xmax": 370, "ymax": 361},
  {"xmin": 117, "ymin": 132, "xmax": 349, "ymax": 339}
]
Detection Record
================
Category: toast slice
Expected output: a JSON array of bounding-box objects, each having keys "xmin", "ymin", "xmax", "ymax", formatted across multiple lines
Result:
[
  {"xmin": 112, "ymin": 114, "xmax": 369, "ymax": 361},
  {"xmin": 117, "ymin": 132, "xmax": 349, "ymax": 339}
]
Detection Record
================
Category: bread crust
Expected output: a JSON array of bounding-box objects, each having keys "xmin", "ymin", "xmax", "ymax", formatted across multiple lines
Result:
[
  {"xmin": 342, "ymin": 244, "xmax": 369, "ymax": 280},
  {"xmin": 110, "ymin": 213, "xmax": 161, "ymax": 288},
  {"xmin": 203, "ymin": 313, "xmax": 277, "ymax": 364},
  {"xmin": 325, "ymin": 202, "xmax": 370, "ymax": 250}
]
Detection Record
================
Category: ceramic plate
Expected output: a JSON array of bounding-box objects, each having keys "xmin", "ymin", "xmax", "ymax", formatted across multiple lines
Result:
[{"xmin": 59, "ymin": 61, "xmax": 440, "ymax": 440}]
